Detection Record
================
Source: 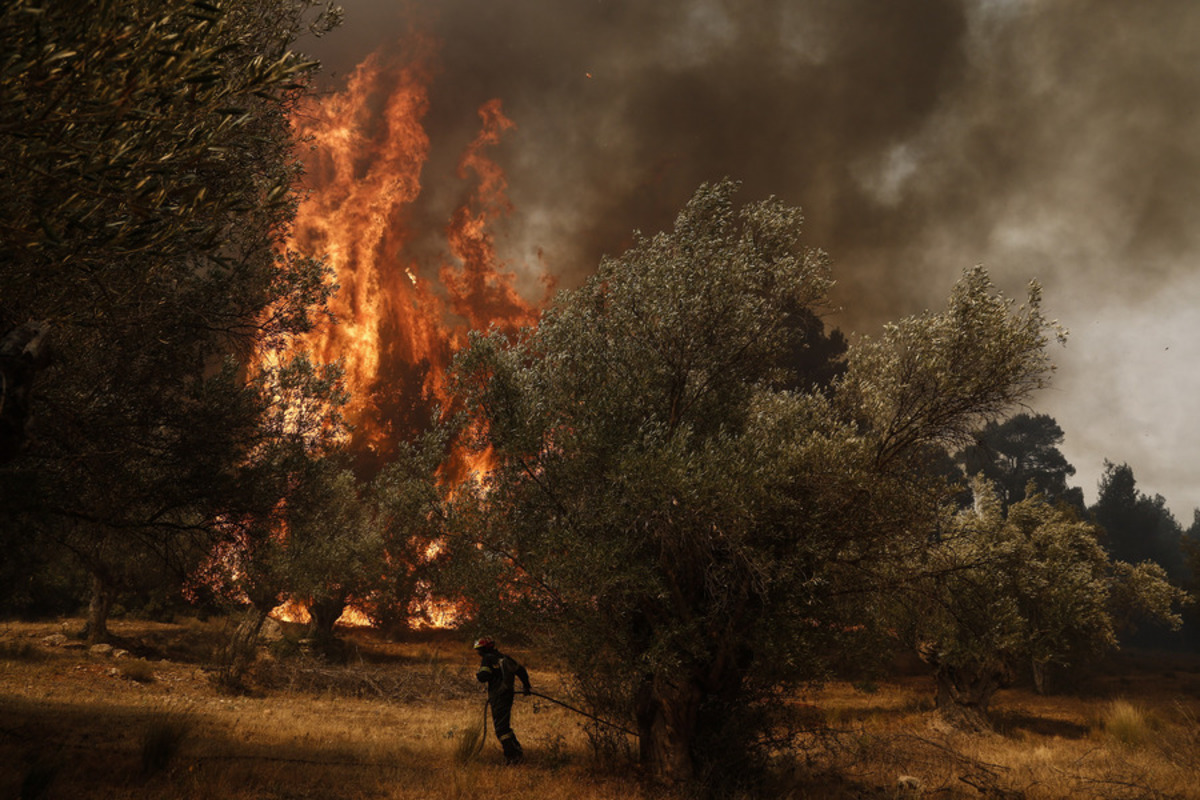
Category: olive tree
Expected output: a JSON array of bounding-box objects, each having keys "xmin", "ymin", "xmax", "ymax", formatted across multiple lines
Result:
[
  {"xmin": 188, "ymin": 352, "xmax": 352, "ymax": 676},
  {"xmin": 442, "ymin": 180, "xmax": 1061, "ymax": 785},
  {"xmin": 906, "ymin": 481, "xmax": 1187, "ymax": 729},
  {"xmin": 0, "ymin": 0, "xmax": 340, "ymax": 636},
  {"xmin": 203, "ymin": 455, "xmax": 382, "ymax": 670},
  {"xmin": 362, "ymin": 429, "xmax": 458, "ymax": 632}
]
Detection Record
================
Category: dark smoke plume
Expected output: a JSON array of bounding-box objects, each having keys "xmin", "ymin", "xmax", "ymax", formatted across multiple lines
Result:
[{"xmin": 306, "ymin": 0, "xmax": 1200, "ymax": 514}]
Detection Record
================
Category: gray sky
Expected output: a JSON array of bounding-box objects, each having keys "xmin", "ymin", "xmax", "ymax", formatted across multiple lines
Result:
[{"xmin": 303, "ymin": 0, "xmax": 1200, "ymax": 520}]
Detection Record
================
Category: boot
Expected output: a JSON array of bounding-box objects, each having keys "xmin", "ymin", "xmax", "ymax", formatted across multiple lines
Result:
[{"xmin": 501, "ymin": 734, "xmax": 524, "ymax": 765}]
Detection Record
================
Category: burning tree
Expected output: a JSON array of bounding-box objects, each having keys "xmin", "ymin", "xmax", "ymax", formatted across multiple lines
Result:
[
  {"xmin": 201, "ymin": 453, "xmax": 384, "ymax": 672},
  {"xmin": 443, "ymin": 179, "xmax": 1062, "ymax": 786}
]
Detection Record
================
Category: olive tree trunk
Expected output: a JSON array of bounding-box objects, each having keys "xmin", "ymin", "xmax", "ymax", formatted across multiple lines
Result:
[
  {"xmin": 215, "ymin": 605, "xmax": 271, "ymax": 691},
  {"xmin": 308, "ymin": 595, "xmax": 345, "ymax": 640},
  {"xmin": 84, "ymin": 571, "xmax": 115, "ymax": 645},
  {"xmin": 307, "ymin": 593, "xmax": 348, "ymax": 660},
  {"xmin": 933, "ymin": 663, "xmax": 1002, "ymax": 731},
  {"xmin": 636, "ymin": 674, "xmax": 704, "ymax": 784}
]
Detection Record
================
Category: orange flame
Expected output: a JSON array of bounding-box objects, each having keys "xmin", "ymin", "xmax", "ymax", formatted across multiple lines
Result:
[
  {"xmin": 272, "ymin": 36, "xmax": 545, "ymax": 628},
  {"xmin": 270, "ymin": 600, "xmax": 373, "ymax": 628},
  {"xmin": 289, "ymin": 38, "xmax": 539, "ymax": 469},
  {"xmin": 441, "ymin": 99, "xmax": 537, "ymax": 333}
]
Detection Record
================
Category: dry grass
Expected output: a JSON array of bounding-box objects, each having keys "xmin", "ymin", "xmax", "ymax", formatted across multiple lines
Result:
[
  {"xmin": 119, "ymin": 658, "xmax": 158, "ymax": 684},
  {"xmin": 791, "ymin": 673, "xmax": 1200, "ymax": 800},
  {"xmin": 1097, "ymin": 699, "xmax": 1165, "ymax": 750},
  {"xmin": 1, "ymin": 618, "xmax": 1199, "ymax": 799},
  {"xmin": 0, "ymin": 619, "xmax": 644, "ymax": 800}
]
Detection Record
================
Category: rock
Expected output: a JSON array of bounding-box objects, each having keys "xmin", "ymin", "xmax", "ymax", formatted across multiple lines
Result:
[
  {"xmin": 112, "ymin": 649, "xmax": 130, "ymax": 659},
  {"xmin": 897, "ymin": 775, "xmax": 924, "ymax": 797},
  {"xmin": 260, "ymin": 616, "xmax": 284, "ymax": 642},
  {"xmin": 42, "ymin": 633, "xmax": 69, "ymax": 647},
  {"xmin": 89, "ymin": 643, "xmax": 114, "ymax": 657}
]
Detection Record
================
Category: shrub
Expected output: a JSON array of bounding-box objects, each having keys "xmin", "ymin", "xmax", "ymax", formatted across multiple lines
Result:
[
  {"xmin": 454, "ymin": 716, "xmax": 486, "ymax": 765},
  {"xmin": 1101, "ymin": 700, "xmax": 1157, "ymax": 748},
  {"xmin": 120, "ymin": 659, "xmax": 156, "ymax": 683}
]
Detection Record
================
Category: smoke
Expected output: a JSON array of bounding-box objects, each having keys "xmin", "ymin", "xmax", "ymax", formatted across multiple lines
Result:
[{"xmin": 303, "ymin": 0, "xmax": 1200, "ymax": 517}]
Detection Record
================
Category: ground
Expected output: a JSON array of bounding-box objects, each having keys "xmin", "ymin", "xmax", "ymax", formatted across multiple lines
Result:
[{"xmin": 1, "ymin": 617, "xmax": 1198, "ymax": 799}]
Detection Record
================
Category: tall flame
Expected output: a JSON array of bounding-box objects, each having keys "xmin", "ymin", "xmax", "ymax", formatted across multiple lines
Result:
[
  {"xmin": 289, "ymin": 37, "xmax": 539, "ymax": 472},
  {"xmin": 264, "ymin": 37, "xmax": 545, "ymax": 629}
]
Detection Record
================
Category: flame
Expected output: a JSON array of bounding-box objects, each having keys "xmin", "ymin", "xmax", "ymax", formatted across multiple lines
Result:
[
  {"xmin": 288, "ymin": 39, "xmax": 540, "ymax": 470},
  {"xmin": 441, "ymin": 98, "xmax": 537, "ymax": 333},
  {"xmin": 271, "ymin": 597, "xmax": 310, "ymax": 624},
  {"xmin": 289, "ymin": 42, "xmax": 440, "ymax": 459},
  {"xmin": 409, "ymin": 592, "xmax": 470, "ymax": 630},
  {"xmin": 263, "ymin": 35, "xmax": 544, "ymax": 629},
  {"xmin": 269, "ymin": 600, "xmax": 373, "ymax": 628}
]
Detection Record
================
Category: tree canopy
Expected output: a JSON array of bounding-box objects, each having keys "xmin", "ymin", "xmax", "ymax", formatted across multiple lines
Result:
[
  {"xmin": 1091, "ymin": 461, "xmax": 1188, "ymax": 582},
  {"xmin": 903, "ymin": 481, "xmax": 1185, "ymax": 729},
  {"xmin": 957, "ymin": 413, "xmax": 1084, "ymax": 511},
  {"xmin": 0, "ymin": 0, "xmax": 342, "ymax": 639},
  {"xmin": 442, "ymin": 180, "xmax": 1063, "ymax": 784}
]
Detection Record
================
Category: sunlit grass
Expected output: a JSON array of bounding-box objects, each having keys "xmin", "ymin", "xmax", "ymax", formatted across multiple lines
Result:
[
  {"xmin": 1097, "ymin": 698, "xmax": 1159, "ymax": 748},
  {"xmin": 1, "ymin": 619, "xmax": 1199, "ymax": 799}
]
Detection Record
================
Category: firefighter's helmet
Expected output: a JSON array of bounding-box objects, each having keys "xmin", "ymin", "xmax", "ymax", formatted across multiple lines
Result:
[{"xmin": 473, "ymin": 637, "xmax": 495, "ymax": 650}]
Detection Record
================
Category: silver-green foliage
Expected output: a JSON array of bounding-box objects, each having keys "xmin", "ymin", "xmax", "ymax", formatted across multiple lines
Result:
[
  {"xmin": 911, "ymin": 480, "xmax": 1186, "ymax": 723},
  {"xmin": 0, "ymin": 0, "xmax": 340, "ymax": 513},
  {"xmin": 446, "ymin": 179, "xmax": 1060, "ymax": 781}
]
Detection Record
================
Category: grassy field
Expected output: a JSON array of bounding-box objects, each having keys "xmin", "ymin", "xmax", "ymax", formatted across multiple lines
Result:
[{"xmin": 2, "ymin": 618, "xmax": 1199, "ymax": 799}]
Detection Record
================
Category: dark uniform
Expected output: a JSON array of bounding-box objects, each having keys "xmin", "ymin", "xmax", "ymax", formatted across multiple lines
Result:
[{"xmin": 475, "ymin": 640, "xmax": 531, "ymax": 764}]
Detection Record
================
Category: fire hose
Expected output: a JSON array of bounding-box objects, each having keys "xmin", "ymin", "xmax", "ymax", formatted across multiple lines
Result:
[
  {"xmin": 522, "ymin": 690, "xmax": 637, "ymax": 737},
  {"xmin": 474, "ymin": 689, "xmax": 637, "ymax": 746}
]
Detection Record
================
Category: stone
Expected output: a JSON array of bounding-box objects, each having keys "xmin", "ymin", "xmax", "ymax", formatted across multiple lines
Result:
[
  {"xmin": 89, "ymin": 643, "xmax": 114, "ymax": 657},
  {"xmin": 260, "ymin": 616, "xmax": 284, "ymax": 642},
  {"xmin": 42, "ymin": 633, "xmax": 69, "ymax": 647},
  {"xmin": 897, "ymin": 775, "xmax": 924, "ymax": 797}
]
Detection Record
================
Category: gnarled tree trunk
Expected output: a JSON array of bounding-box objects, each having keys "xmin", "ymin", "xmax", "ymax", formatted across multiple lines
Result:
[
  {"xmin": 636, "ymin": 673, "xmax": 704, "ymax": 784},
  {"xmin": 308, "ymin": 595, "xmax": 344, "ymax": 639},
  {"xmin": 84, "ymin": 571, "xmax": 115, "ymax": 645},
  {"xmin": 216, "ymin": 605, "xmax": 271, "ymax": 691},
  {"xmin": 1031, "ymin": 657, "xmax": 1052, "ymax": 695},
  {"xmin": 308, "ymin": 593, "xmax": 346, "ymax": 654},
  {"xmin": 933, "ymin": 663, "xmax": 1003, "ymax": 731}
]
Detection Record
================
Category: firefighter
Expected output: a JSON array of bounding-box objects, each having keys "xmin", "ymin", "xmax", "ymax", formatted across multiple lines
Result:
[{"xmin": 473, "ymin": 636, "xmax": 531, "ymax": 764}]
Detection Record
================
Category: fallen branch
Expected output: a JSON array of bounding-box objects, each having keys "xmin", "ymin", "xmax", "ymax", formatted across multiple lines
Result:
[{"xmin": 193, "ymin": 753, "xmax": 399, "ymax": 769}]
